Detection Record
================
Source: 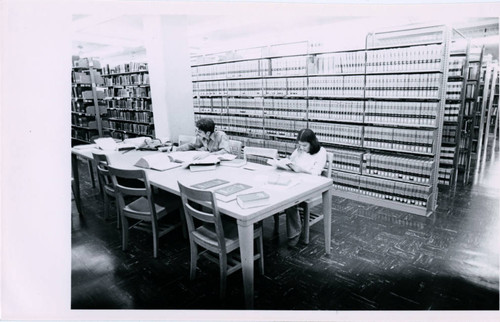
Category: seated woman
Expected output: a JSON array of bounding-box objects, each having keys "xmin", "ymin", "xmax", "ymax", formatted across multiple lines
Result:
[{"xmin": 285, "ymin": 128, "xmax": 327, "ymax": 246}]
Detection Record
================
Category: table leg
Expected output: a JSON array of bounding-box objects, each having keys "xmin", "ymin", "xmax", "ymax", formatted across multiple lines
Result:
[
  {"xmin": 72, "ymin": 153, "xmax": 82, "ymax": 215},
  {"xmin": 237, "ymin": 220, "xmax": 254, "ymax": 309},
  {"xmin": 88, "ymin": 159, "xmax": 96, "ymax": 188},
  {"xmin": 322, "ymin": 187, "xmax": 332, "ymax": 255}
]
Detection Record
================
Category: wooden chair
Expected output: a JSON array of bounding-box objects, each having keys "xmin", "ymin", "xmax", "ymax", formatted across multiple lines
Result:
[
  {"xmin": 272, "ymin": 152, "xmax": 333, "ymax": 243},
  {"xmin": 109, "ymin": 166, "xmax": 181, "ymax": 258},
  {"xmin": 243, "ymin": 146, "xmax": 280, "ymax": 231},
  {"xmin": 228, "ymin": 139, "xmax": 243, "ymax": 158},
  {"xmin": 92, "ymin": 152, "xmax": 118, "ymax": 227},
  {"xmin": 301, "ymin": 151, "xmax": 333, "ymax": 244},
  {"xmin": 178, "ymin": 181, "xmax": 264, "ymax": 299},
  {"xmin": 178, "ymin": 134, "xmax": 197, "ymax": 146}
]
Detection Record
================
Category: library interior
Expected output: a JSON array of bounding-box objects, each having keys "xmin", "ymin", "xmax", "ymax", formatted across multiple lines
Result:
[{"xmin": 68, "ymin": 10, "xmax": 500, "ymax": 316}]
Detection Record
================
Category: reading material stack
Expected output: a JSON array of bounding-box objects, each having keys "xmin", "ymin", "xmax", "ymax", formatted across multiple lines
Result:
[{"xmin": 190, "ymin": 24, "xmax": 466, "ymax": 216}]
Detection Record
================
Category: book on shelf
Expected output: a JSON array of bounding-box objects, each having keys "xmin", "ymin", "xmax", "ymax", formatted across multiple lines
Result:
[
  {"xmin": 191, "ymin": 179, "xmax": 229, "ymax": 190},
  {"xmin": 134, "ymin": 153, "xmax": 182, "ymax": 171},
  {"xmin": 214, "ymin": 183, "xmax": 252, "ymax": 202},
  {"xmin": 236, "ymin": 191, "xmax": 270, "ymax": 209}
]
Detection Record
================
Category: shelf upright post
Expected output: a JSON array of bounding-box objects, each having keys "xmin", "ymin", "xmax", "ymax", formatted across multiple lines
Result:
[
  {"xmin": 88, "ymin": 63, "xmax": 103, "ymax": 137},
  {"xmin": 475, "ymin": 62, "xmax": 493, "ymax": 167},
  {"xmin": 481, "ymin": 64, "xmax": 499, "ymax": 163},
  {"xmin": 429, "ymin": 26, "xmax": 451, "ymax": 212},
  {"xmin": 463, "ymin": 46, "xmax": 484, "ymax": 184},
  {"xmin": 492, "ymin": 68, "xmax": 500, "ymax": 151},
  {"xmin": 450, "ymin": 40, "xmax": 471, "ymax": 188}
]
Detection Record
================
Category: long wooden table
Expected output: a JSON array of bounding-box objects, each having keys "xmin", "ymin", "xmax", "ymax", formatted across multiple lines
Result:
[{"xmin": 72, "ymin": 147, "xmax": 333, "ymax": 309}]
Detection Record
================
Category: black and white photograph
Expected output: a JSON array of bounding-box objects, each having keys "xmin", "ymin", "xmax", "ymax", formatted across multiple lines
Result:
[{"xmin": 2, "ymin": 0, "xmax": 500, "ymax": 321}]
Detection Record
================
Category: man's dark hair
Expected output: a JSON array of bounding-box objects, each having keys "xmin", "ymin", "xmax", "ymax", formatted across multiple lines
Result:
[
  {"xmin": 195, "ymin": 118, "xmax": 215, "ymax": 133},
  {"xmin": 297, "ymin": 128, "xmax": 321, "ymax": 155}
]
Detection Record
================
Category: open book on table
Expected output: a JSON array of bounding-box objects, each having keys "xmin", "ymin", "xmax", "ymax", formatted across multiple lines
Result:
[
  {"xmin": 134, "ymin": 153, "xmax": 182, "ymax": 171},
  {"xmin": 267, "ymin": 158, "xmax": 297, "ymax": 171}
]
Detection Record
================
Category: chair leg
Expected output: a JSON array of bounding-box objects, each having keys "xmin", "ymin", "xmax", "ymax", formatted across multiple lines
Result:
[
  {"xmin": 121, "ymin": 215, "xmax": 129, "ymax": 251},
  {"xmin": 179, "ymin": 209, "xmax": 188, "ymax": 239},
  {"xmin": 103, "ymin": 193, "xmax": 110, "ymax": 219},
  {"xmin": 152, "ymin": 219, "xmax": 159, "ymax": 258},
  {"xmin": 189, "ymin": 242, "xmax": 198, "ymax": 280},
  {"xmin": 87, "ymin": 160, "xmax": 96, "ymax": 188},
  {"xmin": 303, "ymin": 203, "xmax": 310, "ymax": 245},
  {"xmin": 219, "ymin": 252, "xmax": 228, "ymax": 299},
  {"xmin": 273, "ymin": 213, "xmax": 280, "ymax": 234},
  {"xmin": 115, "ymin": 200, "xmax": 120, "ymax": 230}
]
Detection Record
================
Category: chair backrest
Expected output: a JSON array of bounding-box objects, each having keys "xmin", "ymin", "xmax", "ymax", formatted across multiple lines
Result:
[
  {"xmin": 92, "ymin": 152, "xmax": 113, "ymax": 191},
  {"xmin": 178, "ymin": 134, "xmax": 197, "ymax": 146},
  {"xmin": 228, "ymin": 139, "xmax": 243, "ymax": 158},
  {"xmin": 324, "ymin": 152, "xmax": 333, "ymax": 179},
  {"xmin": 108, "ymin": 166, "xmax": 156, "ymax": 219},
  {"xmin": 178, "ymin": 181, "xmax": 226, "ymax": 252},
  {"xmin": 243, "ymin": 146, "xmax": 278, "ymax": 164}
]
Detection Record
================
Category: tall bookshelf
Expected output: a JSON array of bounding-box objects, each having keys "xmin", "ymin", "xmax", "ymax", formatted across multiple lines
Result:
[
  {"xmin": 473, "ymin": 61, "xmax": 499, "ymax": 167},
  {"xmin": 457, "ymin": 45, "xmax": 484, "ymax": 184},
  {"xmin": 101, "ymin": 62, "xmax": 155, "ymax": 140},
  {"xmin": 71, "ymin": 57, "xmax": 108, "ymax": 145},
  {"xmin": 191, "ymin": 25, "xmax": 453, "ymax": 217},
  {"xmin": 480, "ymin": 63, "xmax": 499, "ymax": 163},
  {"xmin": 438, "ymin": 36, "xmax": 484, "ymax": 186}
]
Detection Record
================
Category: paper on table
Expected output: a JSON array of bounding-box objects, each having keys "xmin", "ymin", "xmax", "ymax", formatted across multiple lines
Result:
[
  {"xmin": 220, "ymin": 159, "xmax": 247, "ymax": 167},
  {"xmin": 95, "ymin": 138, "xmax": 136, "ymax": 151},
  {"xmin": 265, "ymin": 174, "xmax": 301, "ymax": 190},
  {"xmin": 167, "ymin": 151, "xmax": 206, "ymax": 163},
  {"xmin": 72, "ymin": 144, "xmax": 97, "ymax": 150},
  {"xmin": 134, "ymin": 153, "xmax": 182, "ymax": 171},
  {"xmin": 94, "ymin": 137, "xmax": 118, "ymax": 151}
]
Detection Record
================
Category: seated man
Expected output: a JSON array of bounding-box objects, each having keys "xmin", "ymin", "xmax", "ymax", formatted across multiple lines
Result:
[{"xmin": 177, "ymin": 118, "xmax": 231, "ymax": 157}]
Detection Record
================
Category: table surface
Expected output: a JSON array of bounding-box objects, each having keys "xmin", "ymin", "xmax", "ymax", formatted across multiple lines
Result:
[
  {"xmin": 73, "ymin": 148, "xmax": 333, "ymax": 224},
  {"xmin": 72, "ymin": 146, "xmax": 333, "ymax": 309}
]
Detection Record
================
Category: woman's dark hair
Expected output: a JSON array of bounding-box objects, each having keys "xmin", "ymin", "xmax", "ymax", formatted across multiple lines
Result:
[
  {"xmin": 297, "ymin": 128, "xmax": 321, "ymax": 155},
  {"xmin": 195, "ymin": 118, "xmax": 215, "ymax": 133}
]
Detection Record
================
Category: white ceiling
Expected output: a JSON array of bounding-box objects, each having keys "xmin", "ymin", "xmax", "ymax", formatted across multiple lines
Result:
[{"xmin": 72, "ymin": 14, "xmax": 499, "ymax": 62}]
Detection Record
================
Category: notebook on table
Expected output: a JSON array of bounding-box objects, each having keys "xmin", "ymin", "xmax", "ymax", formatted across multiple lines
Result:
[
  {"xmin": 214, "ymin": 183, "xmax": 252, "ymax": 202},
  {"xmin": 191, "ymin": 179, "xmax": 229, "ymax": 190}
]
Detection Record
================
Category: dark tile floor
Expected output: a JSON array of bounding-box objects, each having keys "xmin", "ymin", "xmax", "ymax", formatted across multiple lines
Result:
[{"xmin": 71, "ymin": 144, "xmax": 499, "ymax": 310}]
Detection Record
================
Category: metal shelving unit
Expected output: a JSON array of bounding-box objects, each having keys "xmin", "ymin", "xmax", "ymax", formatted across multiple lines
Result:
[{"xmin": 190, "ymin": 25, "xmax": 457, "ymax": 217}]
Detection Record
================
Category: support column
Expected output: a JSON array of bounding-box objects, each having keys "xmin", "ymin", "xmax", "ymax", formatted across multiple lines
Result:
[{"xmin": 143, "ymin": 15, "xmax": 195, "ymax": 142}]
